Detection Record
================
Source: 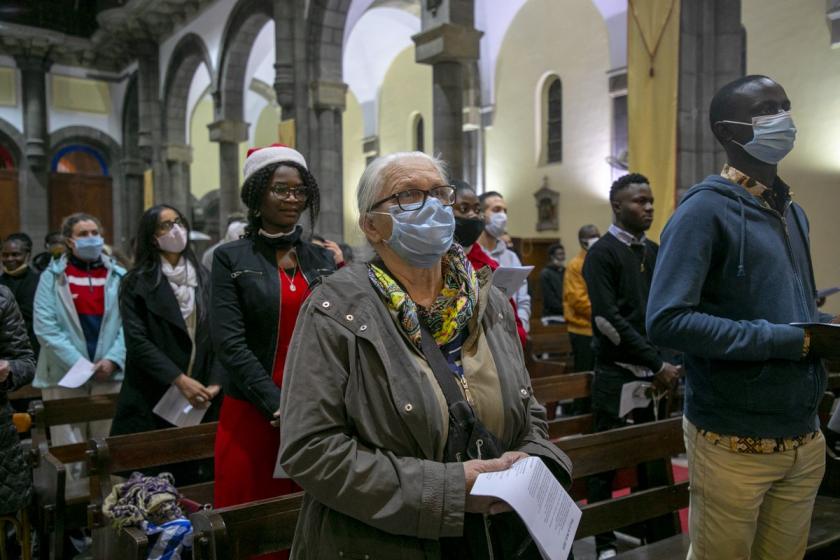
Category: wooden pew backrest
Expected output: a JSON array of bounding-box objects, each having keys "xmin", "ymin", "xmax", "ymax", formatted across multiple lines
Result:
[{"xmin": 191, "ymin": 493, "xmax": 304, "ymax": 560}]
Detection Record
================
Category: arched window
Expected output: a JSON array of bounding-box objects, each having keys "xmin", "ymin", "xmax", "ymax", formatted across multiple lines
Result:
[
  {"xmin": 414, "ymin": 115, "xmax": 425, "ymax": 153},
  {"xmin": 50, "ymin": 145, "xmax": 108, "ymax": 176},
  {"xmin": 546, "ymin": 79, "xmax": 562, "ymax": 163}
]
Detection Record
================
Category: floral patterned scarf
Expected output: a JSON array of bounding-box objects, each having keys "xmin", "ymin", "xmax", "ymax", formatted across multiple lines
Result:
[{"xmin": 368, "ymin": 244, "xmax": 479, "ymax": 349}]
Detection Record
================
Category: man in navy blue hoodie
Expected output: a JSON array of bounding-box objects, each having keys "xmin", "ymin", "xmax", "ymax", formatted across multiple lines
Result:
[{"xmin": 647, "ymin": 75, "xmax": 840, "ymax": 559}]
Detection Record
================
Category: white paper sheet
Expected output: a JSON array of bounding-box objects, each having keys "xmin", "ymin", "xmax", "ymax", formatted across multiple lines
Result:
[
  {"xmin": 58, "ymin": 357, "xmax": 96, "ymax": 388},
  {"xmin": 470, "ymin": 456, "xmax": 581, "ymax": 560},
  {"xmin": 618, "ymin": 380, "xmax": 653, "ymax": 417},
  {"xmin": 152, "ymin": 384, "xmax": 209, "ymax": 428},
  {"xmin": 492, "ymin": 266, "xmax": 535, "ymax": 299}
]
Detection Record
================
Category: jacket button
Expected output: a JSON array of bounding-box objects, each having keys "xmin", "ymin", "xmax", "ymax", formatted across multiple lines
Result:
[
  {"xmin": 404, "ymin": 403, "xmax": 413, "ymax": 412},
  {"xmin": 520, "ymin": 388, "xmax": 529, "ymax": 398},
  {"xmin": 498, "ymin": 312, "xmax": 504, "ymax": 320},
  {"xmin": 346, "ymin": 314, "xmax": 354, "ymax": 321},
  {"xmin": 360, "ymin": 325, "xmax": 368, "ymax": 332},
  {"xmin": 322, "ymin": 301, "xmax": 330, "ymax": 308}
]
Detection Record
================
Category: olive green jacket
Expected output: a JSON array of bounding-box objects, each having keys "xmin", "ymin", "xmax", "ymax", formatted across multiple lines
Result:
[{"xmin": 279, "ymin": 263, "xmax": 572, "ymax": 559}]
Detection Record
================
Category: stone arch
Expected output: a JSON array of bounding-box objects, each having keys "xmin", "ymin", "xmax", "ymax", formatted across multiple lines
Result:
[
  {"xmin": 49, "ymin": 126, "xmax": 121, "ymax": 171},
  {"xmin": 48, "ymin": 125, "xmax": 127, "ymax": 243},
  {"xmin": 123, "ymin": 74, "xmax": 140, "ymax": 156},
  {"xmin": 163, "ymin": 33, "xmax": 214, "ymax": 145},
  {"xmin": 216, "ymin": 0, "xmax": 273, "ymax": 121},
  {"xmin": 307, "ymin": 0, "xmax": 352, "ymax": 84}
]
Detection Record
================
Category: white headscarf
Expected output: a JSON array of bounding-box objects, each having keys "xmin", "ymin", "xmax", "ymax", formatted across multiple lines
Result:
[{"xmin": 160, "ymin": 256, "xmax": 198, "ymax": 319}]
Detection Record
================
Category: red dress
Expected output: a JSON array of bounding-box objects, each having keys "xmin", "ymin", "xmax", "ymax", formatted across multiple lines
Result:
[
  {"xmin": 214, "ymin": 268, "xmax": 308, "ymax": 559},
  {"xmin": 467, "ymin": 244, "xmax": 528, "ymax": 348}
]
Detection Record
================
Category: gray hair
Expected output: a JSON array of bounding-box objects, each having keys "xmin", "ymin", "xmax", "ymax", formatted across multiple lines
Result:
[{"xmin": 355, "ymin": 152, "xmax": 449, "ymax": 224}]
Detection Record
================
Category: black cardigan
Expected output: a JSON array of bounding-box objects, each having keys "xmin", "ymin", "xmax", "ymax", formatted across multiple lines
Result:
[
  {"xmin": 210, "ymin": 236, "xmax": 336, "ymax": 419},
  {"xmin": 111, "ymin": 265, "xmax": 222, "ymax": 436},
  {"xmin": 582, "ymin": 232, "xmax": 663, "ymax": 372}
]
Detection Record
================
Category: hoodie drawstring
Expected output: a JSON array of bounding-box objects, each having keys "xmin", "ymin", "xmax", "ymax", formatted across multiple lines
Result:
[{"xmin": 737, "ymin": 198, "xmax": 746, "ymax": 278}]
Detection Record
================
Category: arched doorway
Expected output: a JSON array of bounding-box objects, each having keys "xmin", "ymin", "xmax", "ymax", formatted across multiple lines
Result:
[
  {"xmin": 48, "ymin": 144, "xmax": 114, "ymax": 243},
  {"xmin": 0, "ymin": 143, "xmax": 19, "ymax": 239}
]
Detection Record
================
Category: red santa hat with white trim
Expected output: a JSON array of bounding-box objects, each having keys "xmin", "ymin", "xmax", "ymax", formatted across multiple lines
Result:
[{"xmin": 243, "ymin": 143, "xmax": 308, "ymax": 181}]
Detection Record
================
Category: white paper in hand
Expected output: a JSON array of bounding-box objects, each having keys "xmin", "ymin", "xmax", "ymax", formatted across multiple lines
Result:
[
  {"xmin": 58, "ymin": 357, "xmax": 96, "ymax": 388},
  {"xmin": 152, "ymin": 384, "xmax": 208, "ymax": 428},
  {"xmin": 471, "ymin": 456, "xmax": 581, "ymax": 560},
  {"xmin": 492, "ymin": 266, "xmax": 534, "ymax": 299},
  {"xmin": 619, "ymin": 381, "xmax": 653, "ymax": 417}
]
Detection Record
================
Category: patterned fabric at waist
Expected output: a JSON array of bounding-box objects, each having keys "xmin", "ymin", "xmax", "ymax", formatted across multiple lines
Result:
[{"xmin": 698, "ymin": 428, "xmax": 820, "ymax": 454}]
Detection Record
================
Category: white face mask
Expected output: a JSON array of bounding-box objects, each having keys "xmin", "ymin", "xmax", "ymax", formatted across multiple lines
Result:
[
  {"xmin": 157, "ymin": 224, "xmax": 188, "ymax": 254},
  {"xmin": 485, "ymin": 211, "xmax": 508, "ymax": 239},
  {"xmin": 584, "ymin": 237, "xmax": 600, "ymax": 250}
]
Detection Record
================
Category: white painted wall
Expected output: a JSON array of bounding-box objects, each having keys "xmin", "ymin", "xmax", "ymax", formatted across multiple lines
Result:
[{"xmin": 743, "ymin": 0, "xmax": 840, "ymax": 314}]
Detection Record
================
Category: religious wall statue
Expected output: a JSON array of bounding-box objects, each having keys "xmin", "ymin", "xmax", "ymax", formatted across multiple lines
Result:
[{"xmin": 534, "ymin": 176, "xmax": 560, "ymax": 232}]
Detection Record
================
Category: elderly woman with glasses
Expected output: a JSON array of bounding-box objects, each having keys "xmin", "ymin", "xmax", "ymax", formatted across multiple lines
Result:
[
  {"xmin": 210, "ymin": 145, "xmax": 337, "ymax": 541},
  {"xmin": 278, "ymin": 152, "xmax": 571, "ymax": 559}
]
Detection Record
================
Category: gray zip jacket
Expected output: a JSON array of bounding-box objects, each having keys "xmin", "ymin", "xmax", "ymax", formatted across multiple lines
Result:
[{"xmin": 279, "ymin": 263, "xmax": 571, "ymax": 559}]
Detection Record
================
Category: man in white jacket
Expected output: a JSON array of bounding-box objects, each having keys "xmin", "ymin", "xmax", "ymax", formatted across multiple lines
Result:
[{"xmin": 477, "ymin": 191, "xmax": 531, "ymax": 332}]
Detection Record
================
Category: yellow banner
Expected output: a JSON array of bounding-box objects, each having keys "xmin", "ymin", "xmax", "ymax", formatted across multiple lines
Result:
[
  {"xmin": 627, "ymin": 0, "xmax": 680, "ymax": 241},
  {"xmin": 143, "ymin": 169, "xmax": 154, "ymax": 210}
]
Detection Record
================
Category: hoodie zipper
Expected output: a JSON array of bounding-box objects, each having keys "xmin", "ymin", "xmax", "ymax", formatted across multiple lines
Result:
[
  {"xmin": 767, "ymin": 202, "xmax": 819, "ymax": 409},
  {"xmin": 768, "ymin": 201, "xmax": 811, "ymax": 320}
]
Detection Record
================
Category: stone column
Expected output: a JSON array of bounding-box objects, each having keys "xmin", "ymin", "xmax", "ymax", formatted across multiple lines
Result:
[
  {"xmin": 164, "ymin": 144, "xmax": 193, "ymax": 215},
  {"xmin": 309, "ymin": 80, "xmax": 347, "ymax": 241},
  {"xmin": 413, "ymin": 21, "xmax": 482, "ymax": 181},
  {"xmin": 677, "ymin": 0, "xmax": 744, "ymax": 198},
  {"xmin": 15, "ymin": 54, "xmax": 52, "ymax": 242},
  {"xmin": 208, "ymin": 119, "xmax": 248, "ymax": 226},
  {"xmin": 121, "ymin": 157, "xmax": 146, "ymax": 244},
  {"xmin": 134, "ymin": 40, "xmax": 166, "ymax": 203}
]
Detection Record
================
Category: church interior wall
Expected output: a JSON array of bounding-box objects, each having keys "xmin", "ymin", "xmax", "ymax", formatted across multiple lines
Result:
[
  {"xmin": 0, "ymin": 65, "xmax": 22, "ymax": 134},
  {"xmin": 376, "ymin": 46, "xmax": 433, "ymax": 158},
  {"xmin": 485, "ymin": 0, "xmax": 613, "ymax": 251},
  {"xmin": 743, "ymin": 0, "xmax": 840, "ymax": 314}
]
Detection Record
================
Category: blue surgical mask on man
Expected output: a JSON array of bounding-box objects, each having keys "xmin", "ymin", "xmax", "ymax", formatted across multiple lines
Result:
[
  {"xmin": 74, "ymin": 235, "xmax": 104, "ymax": 261},
  {"xmin": 379, "ymin": 199, "xmax": 455, "ymax": 268},
  {"xmin": 719, "ymin": 111, "xmax": 796, "ymax": 165}
]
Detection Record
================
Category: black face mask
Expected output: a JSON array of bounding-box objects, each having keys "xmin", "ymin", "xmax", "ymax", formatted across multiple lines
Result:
[{"xmin": 454, "ymin": 217, "xmax": 485, "ymax": 248}]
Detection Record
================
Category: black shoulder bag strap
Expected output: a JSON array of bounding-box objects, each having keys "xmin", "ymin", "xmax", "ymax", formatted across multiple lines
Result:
[{"xmin": 418, "ymin": 326, "xmax": 466, "ymax": 407}]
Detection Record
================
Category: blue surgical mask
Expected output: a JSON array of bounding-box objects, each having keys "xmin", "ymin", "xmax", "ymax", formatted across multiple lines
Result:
[
  {"xmin": 720, "ymin": 111, "xmax": 796, "ymax": 164},
  {"xmin": 379, "ymin": 199, "xmax": 455, "ymax": 268},
  {"xmin": 74, "ymin": 235, "xmax": 104, "ymax": 261},
  {"xmin": 485, "ymin": 211, "xmax": 508, "ymax": 239}
]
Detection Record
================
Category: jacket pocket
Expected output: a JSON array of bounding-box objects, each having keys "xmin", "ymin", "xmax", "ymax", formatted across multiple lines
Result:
[
  {"xmin": 744, "ymin": 360, "xmax": 817, "ymax": 414},
  {"xmin": 317, "ymin": 507, "xmax": 427, "ymax": 560}
]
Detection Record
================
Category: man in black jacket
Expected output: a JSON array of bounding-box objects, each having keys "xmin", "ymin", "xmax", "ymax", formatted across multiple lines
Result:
[{"xmin": 582, "ymin": 173, "xmax": 681, "ymax": 558}]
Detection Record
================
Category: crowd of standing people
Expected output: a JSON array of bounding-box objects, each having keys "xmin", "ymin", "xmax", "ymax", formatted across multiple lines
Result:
[{"xmin": 0, "ymin": 74, "xmax": 838, "ymax": 560}]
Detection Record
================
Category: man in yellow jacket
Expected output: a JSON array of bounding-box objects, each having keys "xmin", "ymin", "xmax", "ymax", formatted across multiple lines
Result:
[{"xmin": 563, "ymin": 224, "xmax": 601, "ymax": 373}]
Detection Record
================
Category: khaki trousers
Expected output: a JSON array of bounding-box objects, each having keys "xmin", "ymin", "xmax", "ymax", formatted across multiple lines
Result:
[{"xmin": 684, "ymin": 418, "xmax": 825, "ymax": 560}]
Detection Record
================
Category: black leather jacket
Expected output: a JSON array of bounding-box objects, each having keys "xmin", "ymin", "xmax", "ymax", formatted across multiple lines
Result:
[
  {"xmin": 0, "ymin": 285, "xmax": 36, "ymax": 514},
  {"xmin": 210, "ymin": 236, "xmax": 336, "ymax": 419}
]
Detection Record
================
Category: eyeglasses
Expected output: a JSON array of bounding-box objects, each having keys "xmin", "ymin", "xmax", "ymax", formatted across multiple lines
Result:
[
  {"xmin": 453, "ymin": 202, "xmax": 482, "ymax": 216},
  {"xmin": 369, "ymin": 185, "xmax": 456, "ymax": 212},
  {"xmin": 157, "ymin": 218, "xmax": 184, "ymax": 233},
  {"xmin": 269, "ymin": 184, "xmax": 310, "ymax": 201}
]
